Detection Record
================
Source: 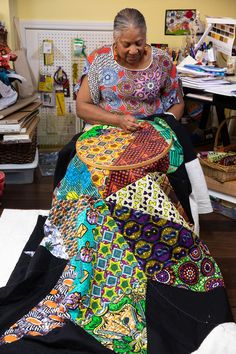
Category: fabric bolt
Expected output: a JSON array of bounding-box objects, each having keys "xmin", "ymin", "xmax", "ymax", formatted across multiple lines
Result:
[
  {"xmin": 0, "ymin": 121, "xmax": 233, "ymax": 354},
  {"xmin": 53, "ymin": 132, "xmax": 83, "ymax": 189}
]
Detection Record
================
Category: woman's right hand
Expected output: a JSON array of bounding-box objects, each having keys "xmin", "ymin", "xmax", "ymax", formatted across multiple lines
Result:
[{"xmin": 117, "ymin": 114, "xmax": 141, "ymax": 133}]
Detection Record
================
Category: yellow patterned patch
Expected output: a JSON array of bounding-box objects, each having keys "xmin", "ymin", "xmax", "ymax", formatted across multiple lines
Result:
[
  {"xmin": 77, "ymin": 129, "xmax": 132, "ymax": 168},
  {"xmin": 77, "ymin": 224, "xmax": 88, "ymax": 238}
]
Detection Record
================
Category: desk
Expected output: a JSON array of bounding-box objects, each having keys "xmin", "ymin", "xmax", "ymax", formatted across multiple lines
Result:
[{"xmin": 183, "ymin": 86, "xmax": 236, "ymax": 145}]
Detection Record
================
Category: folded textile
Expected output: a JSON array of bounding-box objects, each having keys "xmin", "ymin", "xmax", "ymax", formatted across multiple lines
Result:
[{"xmin": 191, "ymin": 322, "xmax": 236, "ymax": 354}]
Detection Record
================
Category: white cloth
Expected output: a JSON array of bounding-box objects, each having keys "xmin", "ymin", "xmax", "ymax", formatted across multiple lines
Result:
[
  {"xmin": 0, "ymin": 209, "xmax": 49, "ymax": 287},
  {"xmin": 191, "ymin": 322, "xmax": 236, "ymax": 354},
  {"xmin": 0, "ymin": 81, "xmax": 18, "ymax": 110},
  {"xmin": 185, "ymin": 158, "xmax": 213, "ymax": 235}
]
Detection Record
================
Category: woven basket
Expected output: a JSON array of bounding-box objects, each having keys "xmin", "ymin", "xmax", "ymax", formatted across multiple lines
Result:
[
  {"xmin": 0, "ymin": 130, "xmax": 37, "ymax": 164},
  {"xmin": 199, "ymin": 116, "xmax": 236, "ymax": 183}
]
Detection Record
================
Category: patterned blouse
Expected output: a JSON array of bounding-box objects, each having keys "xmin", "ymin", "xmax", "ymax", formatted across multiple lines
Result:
[{"xmin": 76, "ymin": 45, "xmax": 181, "ymax": 118}]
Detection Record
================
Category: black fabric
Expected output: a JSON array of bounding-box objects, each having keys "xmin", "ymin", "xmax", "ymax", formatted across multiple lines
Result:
[
  {"xmin": 6, "ymin": 215, "xmax": 47, "ymax": 287},
  {"xmin": 53, "ymin": 132, "xmax": 83, "ymax": 189},
  {"xmin": 0, "ymin": 216, "xmax": 67, "ymax": 335},
  {"xmin": 167, "ymin": 163, "xmax": 193, "ymax": 223},
  {"xmin": 0, "ymin": 320, "xmax": 115, "ymax": 354},
  {"xmin": 160, "ymin": 114, "xmax": 197, "ymax": 163},
  {"xmin": 0, "ymin": 281, "xmax": 232, "ymax": 354},
  {"xmin": 146, "ymin": 114, "xmax": 197, "ymax": 163},
  {"xmin": 146, "ymin": 281, "xmax": 234, "ymax": 354}
]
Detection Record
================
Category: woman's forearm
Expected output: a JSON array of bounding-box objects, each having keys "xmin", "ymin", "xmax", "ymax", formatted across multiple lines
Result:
[{"xmin": 167, "ymin": 101, "xmax": 185, "ymax": 121}]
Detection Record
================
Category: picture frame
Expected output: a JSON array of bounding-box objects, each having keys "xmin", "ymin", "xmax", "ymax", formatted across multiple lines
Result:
[
  {"xmin": 41, "ymin": 92, "xmax": 55, "ymax": 107},
  {"xmin": 151, "ymin": 43, "xmax": 168, "ymax": 51},
  {"xmin": 165, "ymin": 9, "xmax": 196, "ymax": 35}
]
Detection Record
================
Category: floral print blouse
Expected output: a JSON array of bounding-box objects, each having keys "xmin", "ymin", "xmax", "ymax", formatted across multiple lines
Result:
[{"xmin": 76, "ymin": 45, "xmax": 181, "ymax": 118}]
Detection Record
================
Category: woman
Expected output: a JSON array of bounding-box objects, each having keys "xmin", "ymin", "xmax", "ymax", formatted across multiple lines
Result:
[
  {"xmin": 53, "ymin": 7, "xmax": 185, "ymax": 187},
  {"xmin": 0, "ymin": 8, "xmax": 234, "ymax": 354},
  {"xmin": 76, "ymin": 8, "xmax": 184, "ymax": 131}
]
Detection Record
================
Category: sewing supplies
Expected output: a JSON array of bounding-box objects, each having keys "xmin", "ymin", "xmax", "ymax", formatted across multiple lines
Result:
[
  {"xmin": 43, "ymin": 40, "xmax": 54, "ymax": 66},
  {"xmin": 72, "ymin": 63, "xmax": 79, "ymax": 100},
  {"xmin": 38, "ymin": 74, "xmax": 54, "ymax": 92},
  {"xmin": 54, "ymin": 66, "xmax": 70, "ymax": 97},
  {"xmin": 73, "ymin": 38, "xmax": 86, "ymax": 57},
  {"xmin": 55, "ymin": 89, "xmax": 66, "ymax": 116}
]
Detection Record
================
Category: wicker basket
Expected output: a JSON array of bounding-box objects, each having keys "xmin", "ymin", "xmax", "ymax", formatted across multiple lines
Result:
[
  {"xmin": 199, "ymin": 116, "xmax": 236, "ymax": 183},
  {"xmin": 0, "ymin": 130, "xmax": 37, "ymax": 164}
]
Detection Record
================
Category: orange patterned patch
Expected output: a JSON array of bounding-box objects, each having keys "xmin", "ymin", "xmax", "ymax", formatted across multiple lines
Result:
[
  {"xmin": 26, "ymin": 317, "xmax": 43, "ymax": 326},
  {"xmin": 27, "ymin": 331, "xmax": 42, "ymax": 336},
  {"xmin": 50, "ymin": 289, "xmax": 58, "ymax": 295},
  {"xmin": 44, "ymin": 300, "xmax": 57, "ymax": 308},
  {"xmin": 3, "ymin": 334, "xmax": 18, "ymax": 343},
  {"xmin": 63, "ymin": 278, "xmax": 74, "ymax": 287}
]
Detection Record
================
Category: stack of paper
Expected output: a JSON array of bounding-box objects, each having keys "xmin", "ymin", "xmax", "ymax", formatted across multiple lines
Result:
[
  {"xmin": 204, "ymin": 84, "xmax": 236, "ymax": 96},
  {"xmin": 0, "ymin": 100, "xmax": 41, "ymax": 143},
  {"xmin": 181, "ymin": 76, "xmax": 231, "ymax": 90},
  {"xmin": 178, "ymin": 64, "xmax": 227, "ymax": 77},
  {"xmin": 177, "ymin": 55, "xmax": 236, "ymax": 95}
]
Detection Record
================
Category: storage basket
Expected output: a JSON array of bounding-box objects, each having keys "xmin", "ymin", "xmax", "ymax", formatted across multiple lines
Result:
[
  {"xmin": 199, "ymin": 116, "xmax": 236, "ymax": 183},
  {"xmin": 0, "ymin": 129, "xmax": 37, "ymax": 164}
]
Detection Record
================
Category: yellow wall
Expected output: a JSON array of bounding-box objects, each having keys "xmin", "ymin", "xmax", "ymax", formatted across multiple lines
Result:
[
  {"xmin": 0, "ymin": 0, "xmax": 11, "ymax": 46},
  {"xmin": 0, "ymin": 0, "xmax": 17, "ymax": 48},
  {"xmin": 1, "ymin": 0, "xmax": 236, "ymax": 49}
]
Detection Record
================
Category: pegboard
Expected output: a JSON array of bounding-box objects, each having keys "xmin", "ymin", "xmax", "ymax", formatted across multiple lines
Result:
[{"xmin": 37, "ymin": 29, "xmax": 113, "ymax": 147}]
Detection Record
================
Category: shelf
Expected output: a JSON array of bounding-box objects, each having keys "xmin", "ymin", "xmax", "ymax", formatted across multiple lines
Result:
[{"xmin": 205, "ymin": 175, "xmax": 236, "ymax": 203}]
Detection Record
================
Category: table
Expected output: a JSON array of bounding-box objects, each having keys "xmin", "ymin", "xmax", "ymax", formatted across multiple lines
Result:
[
  {"xmin": 183, "ymin": 83, "xmax": 236, "ymax": 204},
  {"xmin": 183, "ymin": 86, "xmax": 236, "ymax": 145}
]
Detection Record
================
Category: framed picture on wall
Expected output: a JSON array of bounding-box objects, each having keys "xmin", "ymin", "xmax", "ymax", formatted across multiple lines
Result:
[
  {"xmin": 165, "ymin": 9, "xmax": 196, "ymax": 35},
  {"xmin": 151, "ymin": 43, "xmax": 169, "ymax": 50},
  {"xmin": 41, "ymin": 92, "xmax": 55, "ymax": 107}
]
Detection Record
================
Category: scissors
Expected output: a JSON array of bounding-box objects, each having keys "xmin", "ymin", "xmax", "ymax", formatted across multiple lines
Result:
[{"xmin": 54, "ymin": 66, "xmax": 68, "ymax": 86}]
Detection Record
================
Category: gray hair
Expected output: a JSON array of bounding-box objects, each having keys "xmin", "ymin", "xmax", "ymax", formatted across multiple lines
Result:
[{"xmin": 113, "ymin": 8, "xmax": 147, "ymax": 41}]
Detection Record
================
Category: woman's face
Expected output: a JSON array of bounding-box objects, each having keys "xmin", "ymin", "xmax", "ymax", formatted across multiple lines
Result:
[{"xmin": 115, "ymin": 25, "xmax": 146, "ymax": 66}]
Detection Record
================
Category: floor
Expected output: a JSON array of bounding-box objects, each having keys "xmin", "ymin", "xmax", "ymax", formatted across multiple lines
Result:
[{"xmin": 0, "ymin": 167, "xmax": 236, "ymax": 321}]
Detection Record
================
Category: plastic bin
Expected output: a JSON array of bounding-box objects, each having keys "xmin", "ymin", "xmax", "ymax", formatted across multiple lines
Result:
[{"xmin": 0, "ymin": 149, "xmax": 38, "ymax": 184}]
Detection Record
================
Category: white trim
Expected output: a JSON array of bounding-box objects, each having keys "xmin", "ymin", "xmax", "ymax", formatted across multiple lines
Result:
[
  {"xmin": 209, "ymin": 189, "xmax": 236, "ymax": 204},
  {"xmin": 20, "ymin": 19, "xmax": 113, "ymax": 48}
]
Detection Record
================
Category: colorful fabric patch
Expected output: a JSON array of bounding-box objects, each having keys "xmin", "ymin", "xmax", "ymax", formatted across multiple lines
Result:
[
  {"xmin": 66, "ymin": 201, "xmax": 147, "ymax": 352},
  {"xmin": 0, "ymin": 123, "xmax": 225, "ymax": 354},
  {"xmin": 0, "ymin": 264, "xmax": 75, "ymax": 344},
  {"xmin": 106, "ymin": 173, "xmax": 192, "ymax": 230}
]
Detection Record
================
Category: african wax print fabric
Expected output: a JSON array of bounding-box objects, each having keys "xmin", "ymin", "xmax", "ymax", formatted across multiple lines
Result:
[
  {"xmin": 74, "ymin": 45, "xmax": 181, "ymax": 118},
  {"xmin": 0, "ymin": 121, "xmax": 233, "ymax": 354}
]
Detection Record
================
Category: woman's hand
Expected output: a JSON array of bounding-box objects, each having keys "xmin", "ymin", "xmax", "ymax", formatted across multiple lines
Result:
[{"xmin": 117, "ymin": 115, "xmax": 141, "ymax": 133}]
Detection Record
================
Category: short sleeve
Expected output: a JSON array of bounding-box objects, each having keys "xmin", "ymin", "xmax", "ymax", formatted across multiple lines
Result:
[
  {"xmin": 73, "ymin": 51, "xmax": 101, "ymax": 105},
  {"xmin": 87, "ymin": 59, "xmax": 101, "ymax": 105},
  {"xmin": 160, "ymin": 57, "xmax": 181, "ymax": 112},
  {"xmin": 73, "ymin": 59, "xmax": 90, "ymax": 96}
]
